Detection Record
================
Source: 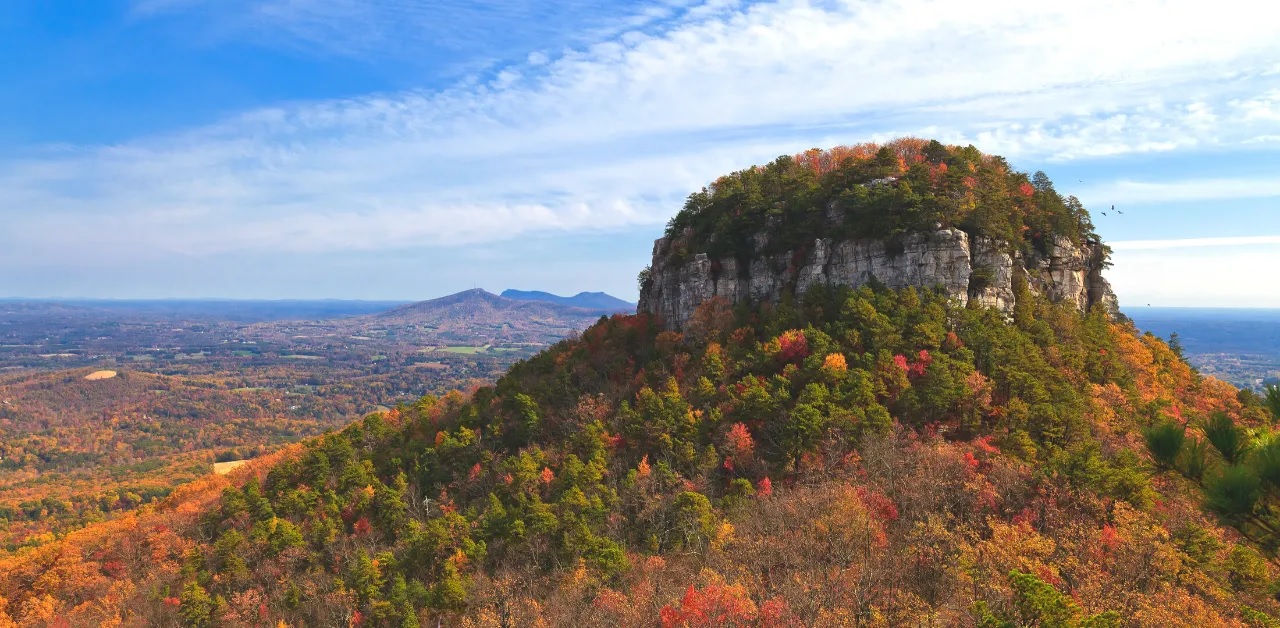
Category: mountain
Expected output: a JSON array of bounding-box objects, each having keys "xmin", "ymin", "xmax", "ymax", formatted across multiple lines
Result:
[
  {"xmin": 641, "ymin": 139, "xmax": 1116, "ymax": 329},
  {"xmin": 371, "ymin": 288, "xmax": 607, "ymax": 344},
  {"xmin": 501, "ymin": 289, "xmax": 635, "ymax": 313},
  {"xmin": 5, "ymin": 140, "xmax": 1280, "ymax": 627},
  {"xmin": 643, "ymin": 227, "xmax": 1115, "ymax": 331}
]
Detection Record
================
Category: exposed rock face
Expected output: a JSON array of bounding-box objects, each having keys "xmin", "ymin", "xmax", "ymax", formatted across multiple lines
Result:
[{"xmin": 639, "ymin": 228, "xmax": 1117, "ymax": 330}]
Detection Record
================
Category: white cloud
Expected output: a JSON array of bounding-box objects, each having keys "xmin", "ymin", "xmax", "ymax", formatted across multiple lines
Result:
[
  {"xmin": 1079, "ymin": 177, "xmax": 1280, "ymax": 205},
  {"xmin": 1233, "ymin": 90, "xmax": 1280, "ymax": 122},
  {"xmin": 1110, "ymin": 246, "xmax": 1280, "ymax": 308},
  {"xmin": 130, "ymin": 0, "xmax": 705, "ymax": 62},
  {"xmin": 6, "ymin": 0, "xmax": 1280, "ymax": 271},
  {"xmin": 1113, "ymin": 236, "xmax": 1280, "ymax": 251}
]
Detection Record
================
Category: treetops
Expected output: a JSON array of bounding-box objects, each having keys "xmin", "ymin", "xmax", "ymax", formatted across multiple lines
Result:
[
  {"xmin": 4, "ymin": 146, "xmax": 1278, "ymax": 625},
  {"xmin": 662, "ymin": 138, "xmax": 1102, "ymax": 264},
  {"xmin": 4, "ymin": 281, "xmax": 1280, "ymax": 625}
]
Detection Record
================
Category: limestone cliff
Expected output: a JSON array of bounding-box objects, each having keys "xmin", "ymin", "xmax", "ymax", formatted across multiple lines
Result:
[{"xmin": 639, "ymin": 228, "xmax": 1117, "ymax": 331}]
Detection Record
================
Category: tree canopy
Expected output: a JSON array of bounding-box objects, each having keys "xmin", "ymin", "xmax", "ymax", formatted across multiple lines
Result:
[
  {"xmin": 4, "ymin": 281, "xmax": 1277, "ymax": 626},
  {"xmin": 663, "ymin": 139, "xmax": 1100, "ymax": 265}
]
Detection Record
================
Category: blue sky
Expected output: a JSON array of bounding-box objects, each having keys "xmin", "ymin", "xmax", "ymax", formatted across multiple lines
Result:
[{"xmin": 3, "ymin": 0, "xmax": 1279, "ymax": 306}]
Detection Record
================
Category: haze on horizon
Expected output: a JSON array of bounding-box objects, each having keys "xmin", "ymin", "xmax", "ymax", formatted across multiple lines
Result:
[{"xmin": 3, "ymin": 0, "xmax": 1279, "ymax": 306}]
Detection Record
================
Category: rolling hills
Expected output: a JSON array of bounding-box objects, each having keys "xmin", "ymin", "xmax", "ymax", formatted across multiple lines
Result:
[
  {"xmin": 3, "ymin": 140, "xmax": 1279, "ymax": 627},
  {"xmin": 501, "ymin": 289, "xmax": 635, "ymax": 313},
  {"xmin": 0, "ymin": 289, "xmax": 621, "ymax": 553},
  {"xmin": 372, "ymin": 288, "xmax": 607, "ymax": 344}
]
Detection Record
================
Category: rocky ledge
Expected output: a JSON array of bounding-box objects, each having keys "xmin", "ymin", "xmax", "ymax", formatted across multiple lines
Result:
[{"xmin": 639, "ymin": 228, "xmax": 1117, "ymax": 331}]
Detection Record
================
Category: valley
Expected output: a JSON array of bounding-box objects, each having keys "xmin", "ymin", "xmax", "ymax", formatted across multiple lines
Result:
[
  {"xmin": 4, "ymin": 0, "xmax": 1276, "ymax": 620},
  {"xmin": 1126, "ymin": 307, "xmax": 1280, "ymax": 391},
  {"xmin": 3, "ymin": 141, "xmax": 1280, "ymax": 627},
  {"xmin": 0, "ymin": 289, "xmax": 627, "ymax": 550}
]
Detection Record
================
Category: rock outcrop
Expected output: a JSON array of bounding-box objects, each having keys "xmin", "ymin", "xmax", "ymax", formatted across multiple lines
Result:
[{"xmin": 639, "ymin": 228, "xmax": 1117, "ymax": 331}]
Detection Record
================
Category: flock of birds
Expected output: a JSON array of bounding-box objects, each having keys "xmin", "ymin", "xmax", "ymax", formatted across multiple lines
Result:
[
  {"xmin": 1078, "ymin": 179, "xmax": 1124, "ymax": 218},
  {"xmin": 1076, "ymin": 179, "xmax": 1143, "ymax": 303}
]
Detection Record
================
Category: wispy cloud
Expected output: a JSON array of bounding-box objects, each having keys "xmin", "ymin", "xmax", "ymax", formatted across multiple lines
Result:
[
  {"xmin": 1233, "ymin": 89, "xmax": 1280, "ymax": 122},
  {"xmin": 130, "ymin": 0, "xmax": 708, "ymax": 64},
  {"xmin": 6, "ymin": 0, "xmax": 1280, "ymax": 272},
  {"xmin": 1112, "ymin": 236, "xmax": 1280, "ymax": 250},
  {"xmin": 1079, "ymin": 177, "xmax": 1280, "ymax": 205}
]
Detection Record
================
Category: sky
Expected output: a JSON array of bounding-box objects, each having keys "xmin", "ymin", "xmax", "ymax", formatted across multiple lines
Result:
[{"xmin": 2, "ymin": 0, "xmax": 1279, "ymax": 307}]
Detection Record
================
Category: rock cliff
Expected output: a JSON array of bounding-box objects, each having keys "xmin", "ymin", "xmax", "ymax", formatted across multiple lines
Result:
[{"xmin": 639, "ymin": 228, "xmax": 1117, "ymax": 330}]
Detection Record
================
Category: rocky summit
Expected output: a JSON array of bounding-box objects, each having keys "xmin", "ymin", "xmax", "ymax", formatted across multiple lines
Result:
[
  {"xmin": 13, "ymin": 140, "xmax": 1279, "ymax": 628},
  {"xmin": 640, "ymin": 227, "xmax": 1117, "ymax": 330},
  {"xmin": 640, "ymin": 139, "xmax": 1118, "ymax": 330}
]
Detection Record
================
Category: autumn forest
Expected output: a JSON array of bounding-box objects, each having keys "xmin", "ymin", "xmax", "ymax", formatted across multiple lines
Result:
[{"xmin": 4, "ymin": 141, "xmax": 1280, "ymax": 627}]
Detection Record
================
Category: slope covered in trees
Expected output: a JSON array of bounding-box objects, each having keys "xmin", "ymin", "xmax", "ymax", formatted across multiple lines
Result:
[
  {"xmin": 663, "ymin": 138, "xmax": 1100, "ymax": 264},
  {"xmin": 0, "ymin": 369, "xmax": 336, "ymax": 551},
  {"xmin": 5, "ymin": 286, "xmax": 1278, "ymax": 626},
  {"xmin": 3, "ymin": 143, "xmax": 1279, "ymax": 627}
]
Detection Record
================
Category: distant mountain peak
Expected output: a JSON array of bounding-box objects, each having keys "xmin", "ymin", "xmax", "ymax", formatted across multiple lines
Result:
[
  {"xmin": 501, "ymin": 289, "xmax": 635, "ymax": 313},
  {"xmin": 368, "ymin": 288, "xmax": 607, "ymax": 345}
]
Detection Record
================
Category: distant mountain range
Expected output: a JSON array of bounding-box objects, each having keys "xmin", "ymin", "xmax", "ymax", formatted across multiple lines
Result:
[
  {"xmin": 0, "ymin": 298, "xmax": 407, "ymax": 322},
  {"xmin": 501, "ymin": 289, "xmax": 635, "ymax": 313},
  {"xmin": 370, "ymin": 288, "xmax": 609, "ymax": 345}
]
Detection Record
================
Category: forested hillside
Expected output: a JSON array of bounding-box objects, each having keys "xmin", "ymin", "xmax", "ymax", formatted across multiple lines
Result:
[
  {"xmin": 662, "ymin": 138, "xmax": 1099, "ymax": 264},
  {"xmin": 0, "ymin": 369, "xmax": 342, "ymax": 551},
  {"xmin": 3, "ymin": 143, "xmax": 1279, "ymax": 627},
  {"xmin": 0, "ymin": 292, "xmax": 572, "ymax": 553}
]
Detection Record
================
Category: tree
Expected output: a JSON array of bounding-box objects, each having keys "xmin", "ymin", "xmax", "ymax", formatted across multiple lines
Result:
[
  {"xmin": 179, "ymin": 582, "xmax": 216, "ymax": 628},
  {"xmin": 1264, "ymin": 385, "xmax": 1280, "ymax": 423},
  {"xmin": 1205, "ymin": 465, "xmax": 1261, "ymax": 525},
  {"xmin": 430, "ymin": 561, "xmax": 467, "ymax": 612},
  {"xmin": 1203, "ymin": 413, "xmax": 1250, "ymax": 465},
  {"xmin": 1009, "ymin": 569, "xmax": 1080, "ymax": 627},
  {"xmin": 778, "ymin": 403, "xmax": 827, "ymax": 465},
  {"xmin": 1253, "ymin": 438, "xmax": 1280, "ymax": 491},
  {"xmin": 1180, "ymin": 437, "xmax": 1210, "ymax": 481},
  {"xmin": 975, "ymin": 571, "xmax": 1119, "ymax": 628},
  {"xmin": 660, "ymin": 582, "xmax": 758, "ymax": 627},
  {"xmin": 348, "ymin": 549, "xmax": 383, "ymax": 605},
  {"xmin": 671, "ymin": 492, "xmax": 718, "ymax": 552},
  {"xmin": 1144, "ymin": 421, "xmax": 1185, "ymax": 470}
]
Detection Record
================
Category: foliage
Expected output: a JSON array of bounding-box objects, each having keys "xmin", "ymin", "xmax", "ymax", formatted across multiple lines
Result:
[
  {"xmin": 1206, "ymin": 466, "xmax": 1263, "ymax": 525},
  {"xmin": 663, "ymin": 139, "xmax": 1100, "ymax": 266},
  {"xmin": 3, "ymin": 148, "xmax": 1279, "ymax": 626},
  {"xmin": 1205, "ymin": 412, "xmax": 1253, "ymax": 466},
  {"xmin": 1144, "ymin": 420, "xmax": 1186, "ymax": 470},
  {"xmin": 4, "ymin": 278, "xmax": 1276, "ymax": 625},
  {"xmin": 1265, "ymin": 385, "xmax": 1280, "ymax": 423}
]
